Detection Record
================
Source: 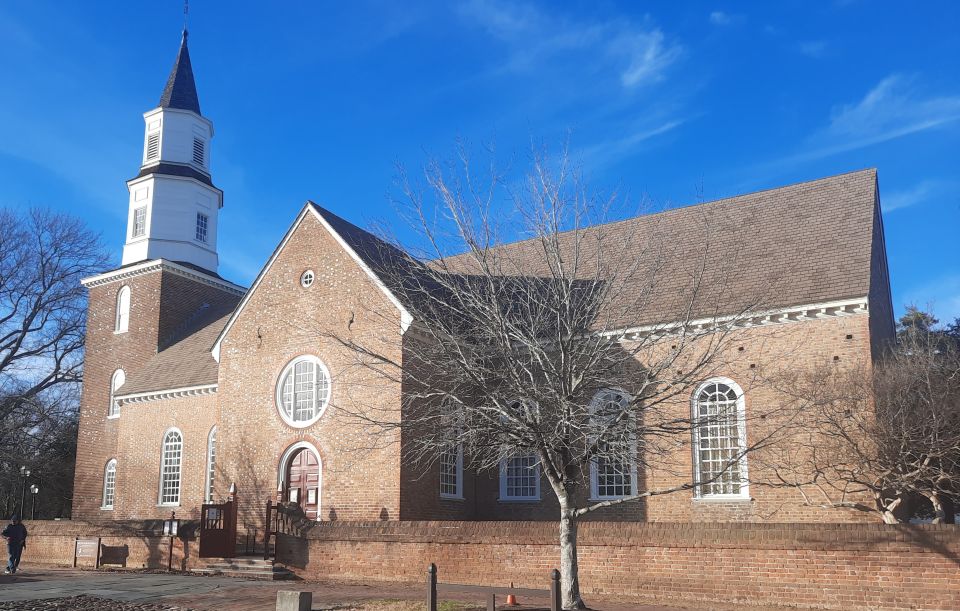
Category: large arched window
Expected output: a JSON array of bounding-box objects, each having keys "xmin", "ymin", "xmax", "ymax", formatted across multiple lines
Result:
[
  {"xmin": 159, "ymin": 429, "xmax": 183, "ymax": 506},
  {"xmin": 692, "ymin": 378, "xmax": 748, "ymax": 498},
  {"xmin": 589, "ymin": 389, "xmax": 636, "ymax": 499},
  {"xmin": 108, "ymin": 369, "xmax": 125, "ymax": 418},
  {"xmin": 102, "ymin": 459, "xmax": 117, "ymax": 509},
  {"xmin": 275, "ymin": 356, "xmax": 331, "ymax": 427},
  {"xmin": 205, "ymin": 426, "xmax": 217, "ymax": 502},
  {"xmin": 115, "ymin": 286, "xmax": 131, "ymax": 333}
]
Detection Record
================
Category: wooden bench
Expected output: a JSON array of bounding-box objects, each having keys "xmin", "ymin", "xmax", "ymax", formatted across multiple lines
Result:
[{"xmin": 427, "ymin": 563, "xmax": 561, "ymax": 611}]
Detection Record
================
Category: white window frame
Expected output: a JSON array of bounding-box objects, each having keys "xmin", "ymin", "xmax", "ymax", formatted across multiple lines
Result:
[
  {"xmin": 108, "ymin": 369, "xmax": 125, "ymax": 418},
  {"xmin": 588, "ymin": 389, "xmax": 637, "ymax": 501},
  {"xmin": 275, "ymin": 355, "xmax": 332, "ymax": 428},
  {"xmin": 499, "ymin": 455, "xmax": 541, "ymax": 501},
  {"xmin": 691, "ymin": 377, "xmax": 749, "ymax": 500},
  {"xmin": 439, "ymin": 444, "xmax": 463, "ymax": 500},
  {"xmin": 195, "ymin": 212, "xmax": 209, "ymax": 243},
  {"xmin": 115, "ymin": 286, "xmax": 130, "ymax": 333},
  {"xmin": 158, "ymin": 428, "xmax": 184, "ymax": 506},
  {"xmin": 205, "ymin": 426, "xmax": 217, "ymax": 502},
  {"xmin": 102, "ymin": 459, "xmax": 117, "ymax": 510},
  {"xmin": 132, "ymin": 206, "xmax": 147, "ymax": 238}
]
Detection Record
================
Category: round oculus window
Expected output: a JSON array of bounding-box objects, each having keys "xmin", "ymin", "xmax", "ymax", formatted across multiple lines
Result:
[
  {"xmin": 276, "ymin": 356, "xmax": 331, "ymax": 427},
  {"xmin": 300, "ymin": 270, "xmax": 315, "ymax": 288}
]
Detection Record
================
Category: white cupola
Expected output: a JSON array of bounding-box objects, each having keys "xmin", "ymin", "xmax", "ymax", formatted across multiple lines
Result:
[{"xmin": 122, "ymin": 30, "xmax": 223, "ymax": 273}]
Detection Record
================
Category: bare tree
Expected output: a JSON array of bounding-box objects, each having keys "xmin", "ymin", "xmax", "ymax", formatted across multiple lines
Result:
[
  {"xmin": 321, "ymin": 144, "xmax": 787, "ymax": 609},
  {"xmin": 770, "ymin": 326, "xmax": 960, "ymax": 524},
  {"xmin": 0, "ymin": 207, "xmax": 107, "ymax": 517}
]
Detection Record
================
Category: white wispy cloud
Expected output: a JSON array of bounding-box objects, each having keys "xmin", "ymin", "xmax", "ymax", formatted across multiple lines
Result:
[
  {"xmin": 709, "ymin": 11, "xmax": 732, "ymax": 25},
  {"xmin": 579, "ymin": 118, "xmax": 686, "ymax": 169},
  {"xmin": 458, "ymin": 0, "xmax": 682, "ymax": 90},
  {"xmin": 883, "ymin": 179, "xmax": 956, "ymax": 213},
  {"xmin": 797, "ymin": 40, "xmax": 828, "ymax": 58},
  {"xmin": 772, "ymin": 75, "xmax": 960, "ymax": 164}
]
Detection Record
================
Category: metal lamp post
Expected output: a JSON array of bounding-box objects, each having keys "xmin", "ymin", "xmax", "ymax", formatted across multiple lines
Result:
[
  {"xmin": 18, "ymin": 466, "xmax": 31, "ymax": 515},
  {"xmin": 29, "ymin": 484, "xmax": 39, "ymax": 520}
]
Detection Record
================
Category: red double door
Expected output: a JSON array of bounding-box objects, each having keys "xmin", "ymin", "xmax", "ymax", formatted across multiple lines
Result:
[{"xmin": 285, "ymin": 449, "xmax": 320, "ymax": 520}]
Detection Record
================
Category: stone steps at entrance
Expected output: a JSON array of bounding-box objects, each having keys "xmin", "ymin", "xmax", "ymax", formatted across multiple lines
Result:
[{"xmin": 191, "ymin": 556, "xmax": 295, "ymax": 581}]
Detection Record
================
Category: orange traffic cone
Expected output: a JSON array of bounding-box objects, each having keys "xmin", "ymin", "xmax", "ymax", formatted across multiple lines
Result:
[{"xmin": 506, "ymin": 583, "xmax": 518, "ymax": 606}]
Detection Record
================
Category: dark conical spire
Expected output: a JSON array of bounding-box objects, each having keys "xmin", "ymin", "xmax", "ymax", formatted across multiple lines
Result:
[{"xmin": 158, "ymin": 30, "xmax": 201, "ymax": 114}]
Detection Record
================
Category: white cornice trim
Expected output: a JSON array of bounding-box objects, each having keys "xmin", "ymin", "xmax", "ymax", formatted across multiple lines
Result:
[
  {"xmin": 117, "ymin": 383, "xmax": 217, "ymax": 404},
  {"xmin": 612, "ymin": 296, "xmax": 870, "ymax": 341},
  {"xmin": 81, "ymin": 259, "xmax": 246, "ymax": 296}
]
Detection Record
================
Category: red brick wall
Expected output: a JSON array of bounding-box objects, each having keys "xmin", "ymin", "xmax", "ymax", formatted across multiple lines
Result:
[
  {"xmin": 216, "ymin": 211, "xmax": 405, "ymax": 531},
  {"xmin": 276, "ymin": 520, "xmax": 960, "ymax": 610},
  {"xmin": 400, "ymin": 314, "xmax": 876, "ymax": 524},
  {"xmin": 74, "ymin": 266, "xmax": 241, "ymax": 521}
]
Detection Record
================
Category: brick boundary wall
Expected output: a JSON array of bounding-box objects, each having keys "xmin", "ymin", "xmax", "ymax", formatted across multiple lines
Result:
[
  {"xmin": 18, "ymin": 520, "xmax": 960, "ymax": 609},
  {"xmin": 275, "ymin": 521, "xmax": 960, "ymax": 610},
  {"xmin": 14, "ymin": 520, "xmax": 202, "ymax": 572}
]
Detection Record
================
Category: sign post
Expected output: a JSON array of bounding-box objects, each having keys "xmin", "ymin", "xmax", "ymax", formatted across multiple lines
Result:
[
  {"xmin": 163, "ymin": 511, "xmax": 179, "ymax": 572},
  {"xmin": 74, "ymin": 537, "xmax": 101, "ymax": 568}
]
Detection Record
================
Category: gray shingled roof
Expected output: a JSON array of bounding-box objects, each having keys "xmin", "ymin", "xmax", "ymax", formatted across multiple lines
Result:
[
  {"xmin": 158, "ymin": 30, "xmax": 201, "ymax": 115},
  {"xmin": 120, "ymin": 169, "xmax": 880, "ymax": 395},
  {"xmin": 118, "ymin": 308, "xmax": 235, "ymax": 397}
]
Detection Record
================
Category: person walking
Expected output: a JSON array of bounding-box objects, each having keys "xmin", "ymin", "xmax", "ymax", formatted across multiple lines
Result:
[{"xmin": 2, "ymin": 514, "xmax": 27, "ymax": 574}]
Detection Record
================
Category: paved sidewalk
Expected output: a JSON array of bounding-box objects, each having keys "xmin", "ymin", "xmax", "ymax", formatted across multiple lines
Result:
[{"xmin": 0, "ymin": 566, "xmax": 717, "ymax": 610}]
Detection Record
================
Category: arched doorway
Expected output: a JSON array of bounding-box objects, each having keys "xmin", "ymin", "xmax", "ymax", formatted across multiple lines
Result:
[{"xmin": 278, "ymin": 443, "xmax": 321, "ymax": 520}]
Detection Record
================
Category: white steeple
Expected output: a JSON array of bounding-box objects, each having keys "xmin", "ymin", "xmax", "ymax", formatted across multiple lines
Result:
[{"xmin": 122, "ymin": 30, "xmax": 223, "ymax": 273}]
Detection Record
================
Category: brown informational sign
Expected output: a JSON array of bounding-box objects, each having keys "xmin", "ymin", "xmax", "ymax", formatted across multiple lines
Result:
[{"xmin": 73, "ymin": 537, "xmax": 101, "ymax": 567}]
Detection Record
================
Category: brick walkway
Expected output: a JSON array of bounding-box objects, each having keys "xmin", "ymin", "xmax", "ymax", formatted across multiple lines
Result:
[{"xmin": 0, "ymin": 567, "xmax": 771, "ymax": 610}]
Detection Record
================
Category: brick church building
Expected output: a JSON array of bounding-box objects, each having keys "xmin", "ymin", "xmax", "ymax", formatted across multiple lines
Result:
[{"xmin": 72, "ymin": 33, "xmax": 896, "ymax": 528}]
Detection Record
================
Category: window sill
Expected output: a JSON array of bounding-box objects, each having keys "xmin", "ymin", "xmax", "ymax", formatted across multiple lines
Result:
[
  {"xmin": 100, "ymin": 506, "xmax": 114, "ymax": 511},
  {"xmin": 693, "ymin": 495, "xmax": 752, "ymax": 503},
  {"xmin": 113, "ymin": 330, "xmax": 128, "ymax": 335},
  {"xmin": 440, "ymin": 494, "xmax": 465, "ymax": 502},
  {"xmin": 588, "ymin": 496, "xmax": 633, "ymax": 503},
  {"xmin": 157, "ymin": 503, "xmax": 181, "ymax": 508},
  {"xmin": 107, "ymin": 414, "xmax": 120, "ymax": 420},
  {"xmin": 497, "ymin": 497, "xmax": 541, "ymax": 503}
]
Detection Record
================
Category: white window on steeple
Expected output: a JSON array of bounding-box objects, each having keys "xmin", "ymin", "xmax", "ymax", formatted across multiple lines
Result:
[
  {"xmin": 145, "ymin": 132, "xmax": 160, "ymax": 162},
  {"xmin": 132, "ymin": 207, "xmax": 147, "ymax": 238},
  {"xmin": 195, "ymin": 213, "xmax": 209, "ymax": 243},
  {"xmin": 192, "ymin": 137, "xmax": 205, "ymax": 166}
]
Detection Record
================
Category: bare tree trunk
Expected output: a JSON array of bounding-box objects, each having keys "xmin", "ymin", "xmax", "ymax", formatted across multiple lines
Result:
[
  {"xmin": 875, "ymin": 493, "xmax": 901, "ymax": 524},
  {"xmin": 559, "ymin": 503, "xmax": 586, "ymax": 610},
  {"xmin": 928, "ymin": 492, "xmax": 947, "ymax": 524}
]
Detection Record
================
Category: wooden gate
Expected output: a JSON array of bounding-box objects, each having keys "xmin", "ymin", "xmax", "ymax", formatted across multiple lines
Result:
[{"xmin": 199, "ymin": 499, "xmax": 237, "ymax": 558}]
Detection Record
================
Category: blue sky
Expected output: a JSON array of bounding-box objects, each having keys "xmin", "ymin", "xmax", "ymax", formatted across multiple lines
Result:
[{"xmin": 1, "ymin": 1, "xmax": 958, "ymax": 322}]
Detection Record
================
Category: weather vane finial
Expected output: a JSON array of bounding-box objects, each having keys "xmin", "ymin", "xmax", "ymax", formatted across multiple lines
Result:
[{"xmin": 183, "ymin": 0, "xmax": 189, "ymax": 33}]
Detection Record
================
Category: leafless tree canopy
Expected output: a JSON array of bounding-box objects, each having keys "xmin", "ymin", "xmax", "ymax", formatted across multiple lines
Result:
[
  {"xmin": 0, "ymin": 208, "xmax": 107, "ymax": 518},
  {"xmin": 321, "ymin": 145, "xmax": 785, "ymax": 608},
  {"xmin": 771, "ymin": 328, "xmax": 960, "ymax": 524}
]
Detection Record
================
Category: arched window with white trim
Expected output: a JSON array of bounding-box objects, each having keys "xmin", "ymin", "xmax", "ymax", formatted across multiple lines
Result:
[
  {"xmin": 115, "ymin": 286, "xmax": 130, "ymax": 333},
  {"xmin": 692, "ymin": 378, "xmax": 748, "ymax": 498},
  {"xmin": 438, "ymin": 400, "xmax": 464, "ymax": 499},
  {"xmin": 102, "ymin": 459, "xmax": 117, "ymax": 509},
  {"xmin": 108, "ymin": 369, "xmax": 125, "ymax": 418},
  {"xmin": 498, "ymin": 399, "xmax": 541, "ymax": 501},
  {"xmin": 159, "ymin": 429, "xmax": 183, "ymax": 506},
  {"xmin": 205, "ymin": 426, "xmax": 217, "ymax": 502},
  {"xmin": 589, "ymin": 389, "xmax": 636, "ymax": 499},
  {"xmin": 276, "ymin": 355, "xmax": 331, "ymax": 427}
]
